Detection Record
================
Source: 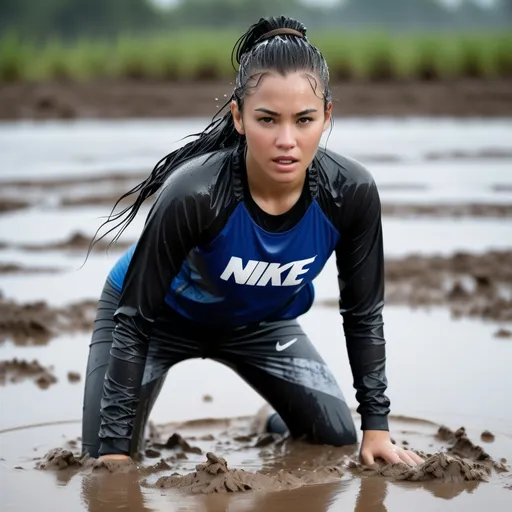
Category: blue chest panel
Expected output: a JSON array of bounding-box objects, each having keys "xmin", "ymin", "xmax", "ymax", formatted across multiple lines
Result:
[{"xmin": 166, "ymin": 201, "xmax": 340, "ymax": 325}]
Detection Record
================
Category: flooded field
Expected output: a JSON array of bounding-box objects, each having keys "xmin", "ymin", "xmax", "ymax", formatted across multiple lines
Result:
[{"xmin": 0, "ymin": 118, "xmax": 511, "ymax": 511}]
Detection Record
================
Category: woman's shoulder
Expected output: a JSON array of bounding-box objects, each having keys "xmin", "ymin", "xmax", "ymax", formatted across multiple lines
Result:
[
  {"xmin": 156, "ymin": 147, "xmax": 235, "ymax": 203},
  {"xmin": 315, "ymin": 147, "xmax": 375, "ymax": 188},
  {"xmin": 313, "ymin": 148, "xmax": 379, "ymax": 223}
]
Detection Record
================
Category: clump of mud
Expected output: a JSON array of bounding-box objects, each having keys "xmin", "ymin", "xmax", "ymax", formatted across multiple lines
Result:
[
  {"xmin": 0, "ymin": 173, "xmax": 147, "ymax": 191},
  {"xmin": 425, "ymin": 148, "xmax": 512, "ymax": 161},
  {"xmin": 153, "ymin": 452, "xmax": 343, "ymax": 494},
  {"xmin": 434, "ymin": 426, "xmax": 507, "ymax": 470},
  {"xmin": 0, "ymin": 296, "xmax": 97, "ymax": 344},
  {"xmin": 37, "ymin": 448, "xmax": 137, "ymax": 474},
  {"xmin": 37, "ymin": 449, "xmax": 84, "ymax": 470},
  {"xmin": 481, "ymin": 430, "xmax": 495, "ymax": 443},
  {"xmin": 381, "ymin": 203, "xmax": 512, "ymax": 218},
  {"xmin": 67, "ymin": 371, "xmax": 81, "ymax": 383},
  {"xmin": 0, "ymin": 358, "xmax": 57, "ymax": 389},
  {"xmin": 351, "ymin": 453, "xmax": 492, "ymax": 482},
  {"xmin": 151, "ymin": 433, "xmax": 203, "ymax": 455},
  {"xmin": 0, "ymin": 231, "xmax": 134, "ymax": 254},
  {"xmin": 34, "ymin": 419, "xmax": 510, "ymax": 495},
  {"xmin": 320, "ymin": 250, "xmax": 512, "ymax": 321},
  {"xmin": 0, "ymin": 263, "xmax": 61, "ymax": 275},
  {"xmin": 0, "ymin": 197, "xmax": 30, "ymax": 214},
  {"xmin": 349, "ymin": 425, "xmax": 509, "ymax": 483},
  {"xmin": 386, "ymin": 250, "xmax": 512, "ymax": 321}
]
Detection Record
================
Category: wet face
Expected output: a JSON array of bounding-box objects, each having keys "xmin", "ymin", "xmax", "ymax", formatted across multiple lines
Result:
[{"xmin": 231, "ymin": 71, "xmax": 332, "ymax": 187}]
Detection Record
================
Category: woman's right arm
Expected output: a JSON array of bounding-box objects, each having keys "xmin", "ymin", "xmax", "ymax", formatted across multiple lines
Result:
[{"xmin": 97, "ymin": 190, "xmax": 203, "ymax": 457}]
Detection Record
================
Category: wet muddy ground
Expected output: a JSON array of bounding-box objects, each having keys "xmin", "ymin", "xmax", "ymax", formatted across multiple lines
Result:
[
  {"xmin": 0, "ymin": 118, "xmax": 511, "ymax": 510},
  {"xmin": 1, "ymin": 78, "xmax": 512, "ymax": 120}
]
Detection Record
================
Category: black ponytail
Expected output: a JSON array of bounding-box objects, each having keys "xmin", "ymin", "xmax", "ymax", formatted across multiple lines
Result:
[
  {"xmin": 231, "ymin": 15, "xmax": 307, "ymax": 68},
  {"xmin": 86, "ymin": 15, "xmax": 331, "ymax": 258},
  {"xmin": 86, "ymin": 102, "xmax": 240, "ymax": 257}
]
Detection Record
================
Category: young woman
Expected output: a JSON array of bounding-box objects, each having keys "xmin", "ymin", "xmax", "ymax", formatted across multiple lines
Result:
[{"xmin": 81, "ymin": 15, "xmax": 423, "ymax": 468}]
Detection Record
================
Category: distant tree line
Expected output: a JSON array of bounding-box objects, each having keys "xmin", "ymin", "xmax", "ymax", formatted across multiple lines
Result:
[{"xmin": 2, "ymin": 0, "xmax": 511, "ymax": 40}]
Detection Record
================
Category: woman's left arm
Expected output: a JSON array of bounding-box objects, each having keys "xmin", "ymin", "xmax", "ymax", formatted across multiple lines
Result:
[{"xmin": 335, "ymin": 176, "xmax": 423, "ymax": 467}]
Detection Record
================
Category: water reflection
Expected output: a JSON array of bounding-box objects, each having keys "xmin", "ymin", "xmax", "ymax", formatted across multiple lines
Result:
[
  {"xmin": 354, "ymin": 477, "xmax": 388, "ymax": 511},
  {"xmin": 78, "ymin": 468, "xmax": 350, "ymax": 512},
  {"xmin": 248, "ymin": 480, "xmax": 348, "ymax": 512},
  {"xmin": 81, "ymin": 470, "xmax": 155, "ymax": 512},
  {"xmin": 68, "ymin": 464, "xmax": 483, "ymax": 512},
  {"xmin": 392, "ymin": 479, "xmax": 481, "ymax": 501}
]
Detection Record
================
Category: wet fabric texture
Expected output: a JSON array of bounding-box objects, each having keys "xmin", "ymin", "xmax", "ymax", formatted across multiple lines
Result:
[
  {"xmin": 96, "ymin": 145, "xmax": 389, "ymax": 455},
  {"xmin": 82, "ymin": 280, "xmax": 357, "ymax": 458}
]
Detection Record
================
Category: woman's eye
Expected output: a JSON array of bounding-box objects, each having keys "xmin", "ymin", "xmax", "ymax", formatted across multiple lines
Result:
[
  {"xmin": 298, "ymin": 117, "xmax": 313, "ymax": 124},
  {"xmin": 259, "ymin": 117, "xmax": 274, "ymax": 124}
]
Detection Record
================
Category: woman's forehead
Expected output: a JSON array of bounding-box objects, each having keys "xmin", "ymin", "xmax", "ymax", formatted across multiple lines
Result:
[{"xmin": 245, "ymin": 71, "xmax": 324, "ymax": 105}]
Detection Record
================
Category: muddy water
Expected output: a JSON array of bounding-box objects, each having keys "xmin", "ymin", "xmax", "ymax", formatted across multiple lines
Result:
[{"xmin": 1, "ymin": 118, "xmax": 512, "ymax": 511}]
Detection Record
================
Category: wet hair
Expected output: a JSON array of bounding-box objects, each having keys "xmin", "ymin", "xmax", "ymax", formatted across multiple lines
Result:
[{"xmin": 87, "ymin": 15, "xmax": 332, "ymax": 255}]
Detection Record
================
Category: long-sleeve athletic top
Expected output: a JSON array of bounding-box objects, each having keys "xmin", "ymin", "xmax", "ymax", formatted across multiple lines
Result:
[{"xmin": 99, "ymin": 145, "xmax": 391, "ymax": 455}]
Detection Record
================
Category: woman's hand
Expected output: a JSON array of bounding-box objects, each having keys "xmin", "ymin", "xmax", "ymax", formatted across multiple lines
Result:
[{"xmin": 360, "ymin": 430, "xmax": 424, "ymax": 467}]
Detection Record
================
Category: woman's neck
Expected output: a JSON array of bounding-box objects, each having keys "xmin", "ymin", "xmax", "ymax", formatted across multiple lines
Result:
[{"xmin": 244, "ymin": 151, "xmax": 306, "ymax": 216}]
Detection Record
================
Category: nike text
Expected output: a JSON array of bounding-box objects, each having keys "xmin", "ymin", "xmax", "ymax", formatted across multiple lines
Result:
[{"xmin": 220, "ymin": 256, "xmax": 317, "ymax": 287}]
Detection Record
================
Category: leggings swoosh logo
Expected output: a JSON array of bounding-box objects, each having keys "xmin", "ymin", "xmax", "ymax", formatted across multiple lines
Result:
[{"xmin": 276, "ymin": 338, "xmax": 298, "ymax": 352}]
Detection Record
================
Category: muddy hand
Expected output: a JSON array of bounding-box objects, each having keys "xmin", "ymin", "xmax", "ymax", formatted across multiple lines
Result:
[{"xmin": 360, "ymin": 430, "xmax": 424, "ymax": 467}]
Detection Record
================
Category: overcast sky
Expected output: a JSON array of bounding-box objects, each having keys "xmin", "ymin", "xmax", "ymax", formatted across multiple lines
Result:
[{"xmin": 151, "ymin": 0, "xmax": 498, "ymax": 8}]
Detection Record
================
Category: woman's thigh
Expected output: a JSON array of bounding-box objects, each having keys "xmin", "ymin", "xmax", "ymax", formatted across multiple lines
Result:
[
  {"xmin": 81, "ymin": 281, "xmax": 202, "ymax": 458},
  {"xmin": 219, "ymin": 320, "xmax": 358, "ymax": 447},
  {"xmin": 81, "ymin": 280, "xmax": 121, "ymax": 457}
]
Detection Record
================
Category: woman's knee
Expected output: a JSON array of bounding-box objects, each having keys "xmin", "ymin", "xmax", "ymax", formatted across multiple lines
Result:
[{"xmin": 295, "ymin": 403, "xmax": 358, "ymax": 447}]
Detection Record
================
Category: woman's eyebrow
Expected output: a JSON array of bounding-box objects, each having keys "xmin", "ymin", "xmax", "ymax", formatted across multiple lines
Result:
[{"xmin": 254, "ymin": 108, "xmax": 318, "ymax": 116}]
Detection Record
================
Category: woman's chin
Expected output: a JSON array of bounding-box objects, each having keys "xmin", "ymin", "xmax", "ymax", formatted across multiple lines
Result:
[{"xmin": 266, "ymin": 168, "xmax": 304, "ymax": 185}]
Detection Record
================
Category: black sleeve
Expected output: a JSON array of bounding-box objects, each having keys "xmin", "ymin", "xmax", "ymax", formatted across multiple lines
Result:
[
  {"xmin": 335, "ymin": 176, "xmax": 391, "ymax": 432},
  {"xmin": 97, "ymin": 184, "xmax": 206, "ymax": 456}
]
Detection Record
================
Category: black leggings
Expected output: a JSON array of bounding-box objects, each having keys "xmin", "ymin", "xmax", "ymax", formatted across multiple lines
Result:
[{"xmin": 81, "ymin": 280, "xmax": 357, "ymax": 458}]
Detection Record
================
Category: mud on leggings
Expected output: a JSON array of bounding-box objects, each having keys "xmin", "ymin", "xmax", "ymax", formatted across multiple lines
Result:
[{"xmin": 81, "ymin": 279, "xmax": 357, "ymax": 458}]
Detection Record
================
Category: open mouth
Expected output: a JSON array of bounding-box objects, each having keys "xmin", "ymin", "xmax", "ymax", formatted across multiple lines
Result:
[{"xmin": 272, "ymin": 158, "xmax": 298, "ymax": 165}]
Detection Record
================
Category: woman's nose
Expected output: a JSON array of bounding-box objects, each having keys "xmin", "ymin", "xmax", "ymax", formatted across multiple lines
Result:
[{"xmin": 275, "ymin": 125, "xmax": 296, "ymax": 149}]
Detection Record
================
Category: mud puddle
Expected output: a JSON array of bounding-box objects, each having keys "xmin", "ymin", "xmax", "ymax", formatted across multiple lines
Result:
[
  {"xmin": 1, "ymin": 414, "xmax": 511, "ymax": 511},
  {"xmin": 1, "ymin": 118, "xmax": 511, "ymax": 510},
  {"xmin": 1, "ymin": 309, "xmax": 512, "ymax": 510}
]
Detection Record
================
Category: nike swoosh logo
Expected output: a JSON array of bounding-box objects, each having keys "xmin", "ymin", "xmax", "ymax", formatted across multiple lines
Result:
[{"xmin": 276, "ymin": 338, "xmax": 298, "ymax": 352}]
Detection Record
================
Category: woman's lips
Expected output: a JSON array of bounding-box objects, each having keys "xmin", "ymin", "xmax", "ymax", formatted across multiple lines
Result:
[{"xmin": 272, "ymin": 157, "xmax": 299, "ymax": 172}]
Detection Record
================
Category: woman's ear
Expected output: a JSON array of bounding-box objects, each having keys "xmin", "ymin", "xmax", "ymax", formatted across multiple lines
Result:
[
  {"xmin": 230, "ymin": 100, "xmax": 245, "ymax": 135},
  {"xmin": 323, "ymin": 102, "xmax": 332, "ymax": 132}
]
